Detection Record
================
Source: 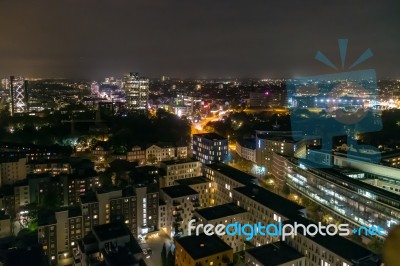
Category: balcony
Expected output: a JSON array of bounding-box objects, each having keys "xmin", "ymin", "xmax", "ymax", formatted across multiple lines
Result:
[
  {"xmin": 174, "ymin": 216, "xmax": 183, "ymax": 223},
  {"xmin": 173, "ymin": 201, "xmax": 181, "ymax": 206},
  {"xmin": 191, "ymin": 197, "xmax": 199, "ymax": 203}
]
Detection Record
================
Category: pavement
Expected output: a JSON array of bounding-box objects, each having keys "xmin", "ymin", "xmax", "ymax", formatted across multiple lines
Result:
[{"xmin": 142, "ymin": 231, "xmax": 173, "ymax": 266}]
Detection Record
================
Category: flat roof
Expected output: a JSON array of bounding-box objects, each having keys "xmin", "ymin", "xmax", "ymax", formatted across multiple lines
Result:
[
  {"xmin": 196, "ymin": 203, "xmax": 246, "ymax": 221},
  {"xmin": 246, "ymin": 241, "xmax": 303, "ymax": 266},
  {"xmin": 175, "ymin": 233, "xmax": 232, "ymax": 260},
  {"xmin": 300, "ymin": 160, "xmax": 400, "ymax": 209},
  {"xmin": 205, "ymin": 162, "xmax": 257, "ymax": 185},
  {"xmin": 236, "ymin": 138, "xmax": 256, "ymax": 150},
  {"xmin": 161, "ymin": 185, "xmax": 198, "ymax": 198},
  {"xmin": 93, "ymin": 222, "xmax": 131, "ymax": 242},
  {"xmin": 233, "ymin": 184, "xmax": 305, "ymax": 218},
  {"xmin": 193, "ymin": 132, "xmax": 227, "ymax": 141},
  {"xmin": 175, "ymin": 176, "xmax": 210, "ymax": 186},
  {"xmin": 285, "ymin": 216, "xmax": 376, "ymax": 262},
  {"xmin": 161, "ymin": 158, "xmax": 199, "ymax": 165},
  {"xmin": 80, "ymin": 191, "xmax": 98, "ymax": 204}
]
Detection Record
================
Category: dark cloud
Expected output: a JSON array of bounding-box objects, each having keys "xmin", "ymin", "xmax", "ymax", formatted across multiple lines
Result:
[{"xmin": 0, "ymin": 0, "xmax": 399, "ymax": 79}]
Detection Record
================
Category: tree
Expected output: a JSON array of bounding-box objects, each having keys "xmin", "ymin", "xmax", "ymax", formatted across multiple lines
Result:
[
  {"xmin": 161, "ymin": 244, "xmax": 167, "ymax": 266},
  {"xmin": 99, "ymin": 170, "xmax": 113, "ymax": 188},
  {"xmin": 147, "ymin": 154, "xmax": 157, "ymax": 164}
]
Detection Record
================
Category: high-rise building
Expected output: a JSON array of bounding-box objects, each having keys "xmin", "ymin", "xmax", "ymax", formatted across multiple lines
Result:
[
  {"xmin": 123, "ymin": 72, "xmax": 149, "ymax": 111},
  {"xmin": 9, "ymin": 76, "xmax": 28, "ymax": 115},
  {"xmin": 0, "ymin": 78, "xmax": 9, "ymax": 101},
  {"xmin": 192, "ymin": 133, "xmax": 228, "ymax": 164}
]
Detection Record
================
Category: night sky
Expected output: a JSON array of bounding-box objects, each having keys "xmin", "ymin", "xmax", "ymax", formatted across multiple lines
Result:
[{"xmin": 0, "ymin": 0, "xmax": 399, "ymax": 79}]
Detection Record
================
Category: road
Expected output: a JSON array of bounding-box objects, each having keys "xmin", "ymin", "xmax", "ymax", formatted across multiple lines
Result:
[{"xmin": 191, "ymin": 115, "xmax": 216, "ymax": 135}]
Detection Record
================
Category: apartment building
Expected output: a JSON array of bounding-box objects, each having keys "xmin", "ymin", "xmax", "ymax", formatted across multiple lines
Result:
[
  {"xmin": 159, "ymin": 158, "xmax": 202, "ymax": 187},
  {"xmin": 175, "ymin": 176, "xmax": 215, "ymax": 208},
  {"xmin": 0, "ymin": 157, "xmax": 28, "ymax": 186},
  {"xmin": 160, "ymin": 185, "xmax": 199, "ymax": 238},
  {"xmin": 285, "ymin": 216, "xmax": 380, "ymax": 266},
  {"xmin": 126, "ymin": 145, "xmax": 146, "ymax": 165},
  {"xmin": 63, "ymin": 173, "xmax": 100, "ymax": 206},
  {"xmin": 245, "ymin": 241, "xmax": 305, "ymax": 266},
  {"xmin": 232, "ymin": 184, "xmax": 306, "ymax": 246},
  {"xmin": 175, "ymin": 233, "xmax": 233, "ymax": 266},
  {"xmin": 203, "ymin": 162, "xmax": 257, "ymax": 205},
  {"xmin": 79, "ymin": 185, "xmax": 159, "ymax": 237},
  {"xmin": 146, "ymin": 143, "xmax": 188, "ymax": 163},
  {"xmin": 194, "ymin": 203, "xmax": 247, "ymax": 252},
  {"xmin": 27, "ymin": 159, "xmax": 71, "ymax": 176},
  {"xmin": 77, "ymin": 222, "xmax": 144, "ymax": 266},
  {"xmin": 38, "ymin": 207, "xmax": 83, "ymax": 266},
  {"xmin": 13, "ymin": 180, "xmax": 30, "ymax": 213}
]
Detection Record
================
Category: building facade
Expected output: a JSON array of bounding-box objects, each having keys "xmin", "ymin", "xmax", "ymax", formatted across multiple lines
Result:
[
  {"xmin": 192, "ymin": 133, "xmax": 228, "ymax": 164},
  {"xmin": 159, "ymin": 158, "xmax": 202, "ymax": 187},
  {"xmin": 123, "ymin": 72, "xmax": 149, "ymax": 111}
]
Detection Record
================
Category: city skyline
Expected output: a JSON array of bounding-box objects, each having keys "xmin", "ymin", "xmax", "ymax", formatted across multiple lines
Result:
[{"xmin": 0, "ymin": 0, "xmax": 400, "ymax": 79}]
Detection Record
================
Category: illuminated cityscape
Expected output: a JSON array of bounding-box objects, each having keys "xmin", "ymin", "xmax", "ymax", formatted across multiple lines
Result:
[{"xmin": 1, "ymin": 1, "xmax": 400, "ymax": 266}]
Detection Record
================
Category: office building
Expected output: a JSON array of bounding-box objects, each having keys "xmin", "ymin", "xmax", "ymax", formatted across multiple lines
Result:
[
  {"xmin": 9, "ymin": 76, "xmax": 28, "ymax": 115},
  {"xmin": 192, "ymin": 133, "xmax": 228, "ymax": 164},
  {"xmin": 124, "ymin": 72, "xmax": 149, "ymax": 111}
]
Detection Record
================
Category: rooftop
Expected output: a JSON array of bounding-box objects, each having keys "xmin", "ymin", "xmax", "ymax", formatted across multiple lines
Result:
[
  {"xmin": 161, "ymin": 185, "xmax": 198, "ymax": 198},
  {"xmin": 233, "ymin": 184, "xmax": 305, "ymax": 218},
  {"xmin": 80, "ymin": 191, "xmax": 98, "ymax": 204},
  {"xmin": 193, "ymin": 132, "xmax": 227, "ymax": 141},
  {"xmin": 175, "ymin": 176, "xmax": 210, "ymax": 186},
  {"xmin": 93, "ymin": 222, "xmax": 131, "ymax": 242},
  {"xmin": 246, "ymin": 241, "xmax": 304, "ymax": 266},
  {"xmin": 161, "ymin": 157, "xmax": 199, "ymax": 165},
  {"xmin": 196, "ymin": 203, "xmax": 246, "ymax": 221},
  {"xmin": 205, "ymin": 162, "xmax": 257, "ymax": 185},
  {"xmin": 285, "ymin": 216, "xmax": 377, "ymax": 263},
  {"xmin": 175, "ymin": 233, "xmax": 232, "ymax": 260},
  {"xmin": 236, "ymin": 138, "xmax": 256, "ymax": 150}
]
